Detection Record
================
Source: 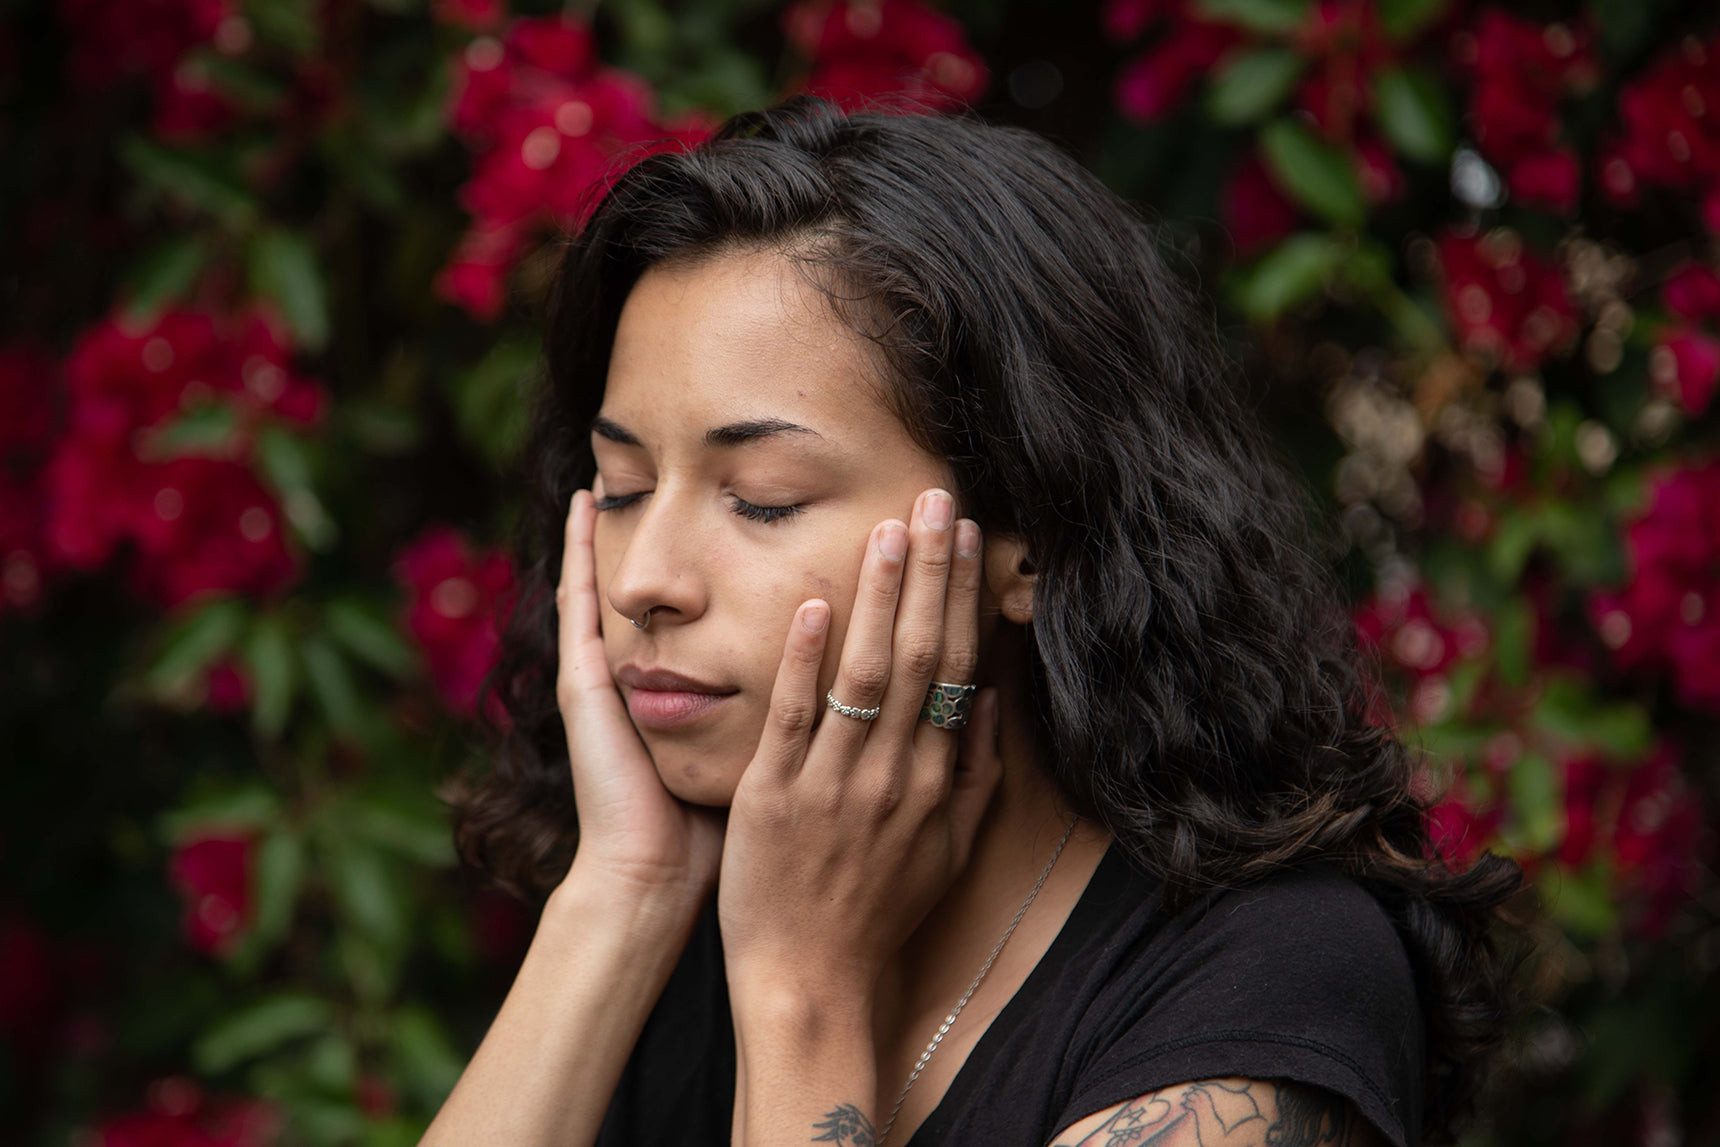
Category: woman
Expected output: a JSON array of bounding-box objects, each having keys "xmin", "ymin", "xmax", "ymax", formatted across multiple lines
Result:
[{"xmin": 424, "ymin": 97, "xmax": 1523, "ymax": 1147}]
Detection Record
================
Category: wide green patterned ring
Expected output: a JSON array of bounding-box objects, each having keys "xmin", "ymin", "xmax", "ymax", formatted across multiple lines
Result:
[{"xmin": 919, "ymin": 681, "xmax": 978, "ymax": 729}]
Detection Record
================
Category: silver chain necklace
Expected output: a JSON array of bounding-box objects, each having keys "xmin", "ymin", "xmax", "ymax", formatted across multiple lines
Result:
[{"xmin": 875, "ymin": 816, "xmax": 1079, "ymax": 1147}]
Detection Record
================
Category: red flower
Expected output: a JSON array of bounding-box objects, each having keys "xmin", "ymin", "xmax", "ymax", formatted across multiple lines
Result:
[
  {"xmin": 91, "ymin": 1081, "xmax": 280, "ymax": 1147},
  {"xmin": 0, "ymin": 474, "xmax": 52, "ymax": 614},
  {"xmin": 1426, "ymin": 785, "xmax": 1501, "ymax": 871},
  {"xmin": 40, "ymin": 309, "xmax": 318, "ymax": 607},
  {"xmin": 1662, "ymin": 263, "xmax": 1720, "ymax": 321},
  {"xmin": 1456, "ymin": 11, "xmax": 1595, "ymax": 170},
  {"xmin": 441, "ymin": 15, "xmax": 710, "ymax": 321},
  {"xmin": 168, "ymin": 836, "xmax": 253, "ymax": 955},
  {"xmin": 150, "ymin": 59, "xmax": 240, "ymax": 143},
  {"xmin": 433, "ymin": 0, "xmax": 504, "ymax": 33},
  {"xmin": 1354, "ymin": 583, "xmax": 1488, "ymax": 682},
  {"xmin": 1589, "ymin": 460, "xmax": 1720, "ymax": 712},
  {"xmin": 1506, "ymin": 148, "xmax": 1580, "ymax": 214},
  {"xmin": 1435, "ymin": 229, "xmax": 1577, "ymax": 371},
  {"xmin": 1113, "ymin": 16, "xmax": 1239, "ymax": 122},
  {"xmin": 1606, "ymin": 34, "xmax": 1720, "ymax": 214},
  {"xmin": 57, "ymin": 0, "xmax": 235, "ymax": 91},
  {"xmin": 395, "ymin": 526, "xmax": 516, "ymax": 718},
  {"xmin": 784, "ymin": 0, "xmax": 988, "ymax": 111},
  {"xmin": 0, "ymin": 345, "xmax": 59, "ymax": 463},
  {"xmin": 1222, "ymin": 152, "xmax": 1298, "ymax": 255},
  {"xmin": 1649, "ymin": 327, "xmax": 1720, "ymax": 416}
]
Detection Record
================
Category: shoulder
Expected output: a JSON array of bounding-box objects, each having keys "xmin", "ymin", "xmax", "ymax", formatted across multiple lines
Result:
[
  {"xmin": 1050, "ymin": 1076, "xmax": 1387, "ymax": 1147},
  {"xmin": 1054, "ymin": 861, "xmax": 1424, "ymax": 1147}
]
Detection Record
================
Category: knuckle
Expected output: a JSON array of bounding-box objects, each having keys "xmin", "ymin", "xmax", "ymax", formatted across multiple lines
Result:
[
  {"xmin": 898, "ymin": 635, "xmax": 942, "ymax": 680},
  {"xmin": 942, "ymin": 645, "xmax": 978, "ymax": 681},
  {"xmin": 774, "ymin": 695, "xmax": 818, "ymax": 735},
  {"xmin": 913, "ymin": 767, "xmax": 953, "ymax": 807},
  {"xmin": 915, "ymin": 542, "xmax": 953, "ymax": 578},
  {"xmin": 862, "ymin": 776, "xmax": 905, "ymax": 817},
  {"xmin": 845, "ymin": 657, "xmax": 891, "ymax": 698}
]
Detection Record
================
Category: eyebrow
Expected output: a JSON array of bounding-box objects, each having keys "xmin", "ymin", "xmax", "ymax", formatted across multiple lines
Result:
[{"xmin": 590, "ymin": 414, "xmax": 826, "ymax": 448}]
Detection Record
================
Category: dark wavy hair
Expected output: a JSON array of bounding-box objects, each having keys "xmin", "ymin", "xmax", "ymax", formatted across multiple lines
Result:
[{"xmin": 453, "ymin": 96, "xmax": 1525, "ymax": 1143}]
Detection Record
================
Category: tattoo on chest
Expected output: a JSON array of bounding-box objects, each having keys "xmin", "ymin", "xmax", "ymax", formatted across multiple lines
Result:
[
  {"xmin": 811, "ymin": 1103, "xmax": 877, "ymax": 1145},
  {"xmin": 1051, "ymin": 1079, "xmax": 1356, "ymax": 1147}
]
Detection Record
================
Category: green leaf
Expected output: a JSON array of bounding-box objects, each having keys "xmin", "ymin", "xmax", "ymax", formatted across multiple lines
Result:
[
  {"xmin": 201, "ymin": 56, "xmax": 291, "ymax": 112},
  {"xmin": 159, "ymin": 784, "xmax": 280, "ymax": 843},
  {"xmin": 244, "ymin": 0, "xmax": 320, "ymax": 53},
  {"xmin": 1379, "ymin": 0, "xmax": 1447, "ymax": 41},
  {"xmin": 1229, "ymin": 233, "xmax": 1343, "ymax": 320},
  {"xmin": 123, "ymin": 236, "xmax": 209, "ymax": 320},
  {"xmin": 193, "ymin": 993, "xmax": 334, "ymax": 1073},
  {"xmin": 1541, "ymin": 860, "xmax": 1618, "ymax": 938},
  {"xmin": 1492, "ymin": 596, "xmax": 1535, "ymax": 688},
  {"xmin": 1373, "ymin": 67, "xmax": 1455, "ymax": 164},
  {"xmin": 257, "ymin": 427, "xmax": 336, "ymax": 551},
  {"xmin": 389, "ymin": 1006, "xmax": 464, "ymax": 1109},
  {"xmin": 1259, "ymin": 120, "xmax": 1366, "ymax": 226},
  {"xmin": 351, "ymin": 794, "xmax": 453, "ymax": 867},
  {"xmin": 325, "ymin": 838, "xmax": 408, "ymax": 954},
  {"xmin": 325, "ymin": 598, "xmax": 417, "ymax": 680},
  {"xmin": 249, "ymin": 827, "xmax": 306, "ymax": 950},
  {"xmin": 452, "ymin": 339, "xmax": 538, "ymax": 468},
  {"xmin": 1533, "ymin": 677, "xmax": 1653, "ymax": 759},
  {"xmin": 1194, "ymin": 0, "xmax": 1309, "ymax": 33},
  {"xmin": 146, "ymin": 598, "xmax": 248, "ymax": 698},
  {"xmin": 1504, "ymin": 752, "xmax": 1561, "ymax": 854},
  {"xmin": 244, "ymin": 614, "xmax": 297, "ymax": 740},
  {"xmin": 139, "ymin": 403, "xmax": 242, "ymax": 460},
  {"xmin": 1206, "ymin": 48, "xmax": 1307, "ymax": 125},
  {"xmin": 248, "ymin": 229, "xmax": 330, "ymax": 352},
  {"xmin": 1486, "ymin": 507, "xmax": 1540, "ymax": 585},
  {"xmin": 300, "ymin": 635, "xmax": 364, "ymax": 738},
  {"xmin": 120, "ymin": 137, "xmax": 256, "ymax": 223}
]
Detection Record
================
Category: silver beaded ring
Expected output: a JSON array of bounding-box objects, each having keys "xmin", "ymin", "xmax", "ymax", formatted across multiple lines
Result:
[
  {"xmin": 825, "ymin": 690, "xmax": 880, "ymax": 721},
  {"xmin": 919, "ymin": 681, "xmax": 978, "ymax": 729}
]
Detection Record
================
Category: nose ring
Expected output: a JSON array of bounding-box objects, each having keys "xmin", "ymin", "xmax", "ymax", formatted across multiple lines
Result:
[{"xmin": 629, "ymin": 608, "xmax": 652, "ymax": 630}]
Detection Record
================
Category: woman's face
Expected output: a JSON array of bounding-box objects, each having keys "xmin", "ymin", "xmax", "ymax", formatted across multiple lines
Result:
[{"xmin": 590, "ymin": 247, "xmax": 960, "ymax": 806}]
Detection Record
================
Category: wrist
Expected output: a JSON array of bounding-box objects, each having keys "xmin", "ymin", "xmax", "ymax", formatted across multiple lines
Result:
[{"xmin": 548, "ymin": 861, "xmax": 709, "ymax": 945}]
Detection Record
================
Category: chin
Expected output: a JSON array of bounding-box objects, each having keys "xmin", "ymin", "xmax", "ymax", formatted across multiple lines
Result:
[{"xmin": 653, "ymin": 754, "xmax": 742, "ymax": 807}]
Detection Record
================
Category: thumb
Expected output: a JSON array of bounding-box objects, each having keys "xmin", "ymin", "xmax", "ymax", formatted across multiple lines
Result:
[{"xmin": 947, "ymin": 687, "xmax": 1003, "ymax": 870}]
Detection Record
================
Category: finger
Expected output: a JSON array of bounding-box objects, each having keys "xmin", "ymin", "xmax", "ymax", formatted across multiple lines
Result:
[
  {"xmin": 946, "ymin": 687, "xmax": 1003, "ymax": 872},
  {"xmin": 913, "ymin": 517, "xmax": 982, "ymax": 750},
  {"xmin": 875, "ymin": 488, "xmax": 956, "ymax": 736},
  {"xmin": 556, "ymin": 490, "xmax": 612, "ymax": 699},
  {"xmin": 751, "ymin": 599, "xmax": 831, "ymax": 783},
  {"xmin": 815, "ymin": 517, "xmax": 909, "ymax": 760}
]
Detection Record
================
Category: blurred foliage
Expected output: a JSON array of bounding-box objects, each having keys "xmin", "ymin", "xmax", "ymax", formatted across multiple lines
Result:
[{"xmin": 1, "ymin": 0, "xmax": 1718, "ymax": 1143}]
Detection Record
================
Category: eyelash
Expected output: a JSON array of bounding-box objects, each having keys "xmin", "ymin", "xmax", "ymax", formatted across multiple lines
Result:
[{"xmin": 593, "ymin": 491, "xmax": 804, "ymax": 525}]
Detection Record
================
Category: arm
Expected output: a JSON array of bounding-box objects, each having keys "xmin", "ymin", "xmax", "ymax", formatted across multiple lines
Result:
[
  {"xmin": 422, "ymin": 487, "xmax": 725, "ymax": 1145},
  {"xmin": 1049, "ymin": 1078, "xmax": 1385, "ymax": 1147},
  {"xmin": 720, "ymin": 491, "xmax": 999, "ymax": 1147},
  {"xmin": 419, "ymin": 871, "xmax": 704, "ymax": 1147}
]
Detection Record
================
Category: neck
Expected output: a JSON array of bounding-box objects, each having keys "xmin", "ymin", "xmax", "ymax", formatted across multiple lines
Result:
[{"xmin": 871, "ymin": 670, "xmax": 1111, "ymax": 1054}]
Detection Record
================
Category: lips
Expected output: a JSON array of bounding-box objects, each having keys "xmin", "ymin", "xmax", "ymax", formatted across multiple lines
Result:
[
  {"xmin": 616, "ymin": 664, "xmax": 738, "ymax": 730},
  {"xmin": 615, "ymin": 665, "xmax": 735, "ymax": 694}
]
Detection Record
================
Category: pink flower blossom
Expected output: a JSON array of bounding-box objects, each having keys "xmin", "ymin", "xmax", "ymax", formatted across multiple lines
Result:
[
  {"xmin": 440, "ymin": 15, "xmax": 711, "ymax": 320},
  {"xmin": 1455, "ymin": 11, "xmax": 1595, "ymax": 170},
  {"xmin": 168, "ymin": 836, "xmax": 253, "ymax": 955},
  {"xmin": 1649, "ymin": 326, "xmax": 1720, "ymax": 416},
  {"xmin": 784, "ymin": 0, "xmax": 989, "ymax": 111},
  {"xmin": 1436, "ymin": 229, "xmax": 1577, "ymax": 371},
  {"xmin": 1113, "ymin": 15, "xmax": 1239, "ymax": 122},
  {"xmin": 395, "ymin": 526, "xmax": 516, "ymax": 719},
  {"xmin": 40, "ymin": 309, "xmax": 319, "ymax": 607},
  {"xmin": 57, "ymin": 0, "xmax": 235, "ymax": 91},
  {"xmin": 1588, "ymin": 460, "xmax": 1720, "ymax": 712},
  {"xmin": 1426, "ymin": 785, "xmax": 1501, "ymax": 871},
  {"xmin": 1604, "ymin": 34, "xmax": 1720, "ymax": 216},
  {"xmin": 1506, "ymin": 147, "xmax": 1580, "ymax": 214},
  {"xmin": 1354, "ymin": 583, "xmax": 1488, "ymax": 682},
  {"xmin": 433, "ymin": 0, "xmax": 504, "ymax": 33},
  {"xmin": 1222, "ymin": 152, "xmax": 1298, "ymax": 255},
  {"xmin": 1662, "ymin": 263, "xmax": 1720, "ymax": 321},
  {"xmin": 91, "ymin": 1081, "xmax": 280, "ymax": 1147}
]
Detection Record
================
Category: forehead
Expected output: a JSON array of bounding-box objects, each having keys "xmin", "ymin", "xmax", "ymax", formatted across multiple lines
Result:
[{"xmin": 601, "ymin": 249, "xmax": 903, "ymax": 449}]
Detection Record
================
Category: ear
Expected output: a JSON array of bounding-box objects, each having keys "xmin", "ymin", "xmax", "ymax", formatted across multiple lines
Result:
[{"xmin": 983, "ymin": 535, "xmax": 1037, "ymax": 625}]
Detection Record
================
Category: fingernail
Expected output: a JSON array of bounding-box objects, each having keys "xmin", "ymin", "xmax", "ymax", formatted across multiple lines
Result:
[
  {"xmin": 880, "ymin": 522, "xmax": 908, "ymax": 561},
  {"xmin": 802, "ymin": 601, "xmax": 828, "ymax": 633},
  {"xmin": 956, "ymin": 519, "xmax": 980, "ymax": 558},
  {"xmin": 924, "ymin": 490, "xmax": 953, "ymax": 531}
]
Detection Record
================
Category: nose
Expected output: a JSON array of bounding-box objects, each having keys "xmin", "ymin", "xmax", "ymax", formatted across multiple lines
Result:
[{"xmin": 602, "ymin": 488, "xmax": 708, "ymax": 630}]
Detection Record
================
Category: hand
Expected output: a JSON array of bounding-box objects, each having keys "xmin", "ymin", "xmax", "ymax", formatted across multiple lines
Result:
[
  {"xmin": 554, "ymin": 484, "xmax": 725, "ymax": 898},
  {"xmin": 717, "ymin": 487, "xmax": 1003, "ymax": 1005}
]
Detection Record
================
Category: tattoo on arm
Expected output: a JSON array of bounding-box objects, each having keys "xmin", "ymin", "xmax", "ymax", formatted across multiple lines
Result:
[
  {"xmin": 811, "ymin": 1103, "xmax": 876, "ymax": 1146},
  {"xmin": 1052, "ymin": 1079, "xmax": 1362, "ymax": 1147}
]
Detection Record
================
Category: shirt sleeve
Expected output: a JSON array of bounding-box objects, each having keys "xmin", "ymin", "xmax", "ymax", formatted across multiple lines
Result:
[{"xmin": 1055, "ymin": 866, "xmax": 1425, "ymax": 1147}]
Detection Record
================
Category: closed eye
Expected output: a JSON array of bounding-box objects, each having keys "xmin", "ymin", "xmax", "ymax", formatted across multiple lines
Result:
[{"xmin": 592, "ymin": 491, "xmax": 803, "ymax": 525}]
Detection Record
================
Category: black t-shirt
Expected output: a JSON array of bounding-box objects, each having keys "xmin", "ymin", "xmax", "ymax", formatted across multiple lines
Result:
[{"xmin": 596, "ymin": 842, "xmax": 1425, "ymax": 1147}]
